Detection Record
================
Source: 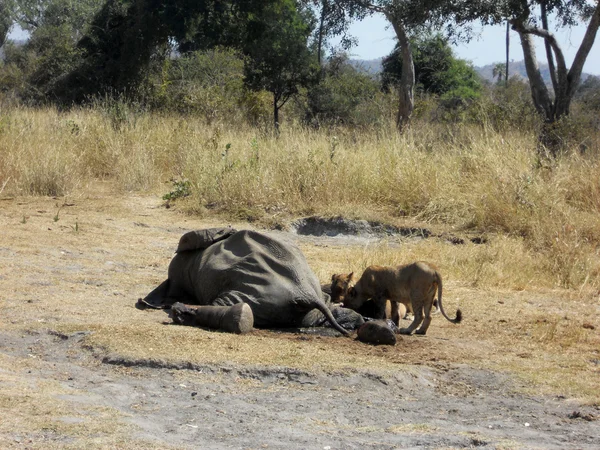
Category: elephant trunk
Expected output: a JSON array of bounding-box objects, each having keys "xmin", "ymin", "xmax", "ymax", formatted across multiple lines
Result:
[{"xmin": 171, "ymin": 303, "xmax": 254, "ymax": 334}]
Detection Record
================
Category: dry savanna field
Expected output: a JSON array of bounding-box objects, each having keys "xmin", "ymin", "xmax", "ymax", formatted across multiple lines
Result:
[{"xmin": 1, "ymin": 106, "xmax": 600, "ymax": 448}]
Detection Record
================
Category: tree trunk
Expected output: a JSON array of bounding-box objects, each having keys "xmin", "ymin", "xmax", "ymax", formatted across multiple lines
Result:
[
  {"xmin": 505, "ymin": 21, "xmax": 510, "ymax": 83},
  {"xmin": 512, "ymin": 3, "xmax": 600, "ymax": 155},
  {"xmin": 387, "ymin": 16, "xmax": 414, "ymax": 133},
  {"xmin": 514, "ymin": 27, "xmax": 554, "ymax": 121},
  {"xmin": 317, "ymin": 0, "xmax": 327, "ymax": 66},
  {"xmin": 273, "ymin": 93, "xmax": 280, "ymax": 135},
  {"xmin": 541, "ymin": 1, "xmax": 558, "ymax": 94},
  {"xmin": 0, "ymin": 4, "xmax": 10, "ymax": 49}
]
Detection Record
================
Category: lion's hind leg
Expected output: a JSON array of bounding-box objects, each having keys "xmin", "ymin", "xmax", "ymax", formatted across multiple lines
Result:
[
  {"xmin": 398, "ymin": 291, "xmax": 425, "ymax": 335},
  {"xmin": 415, "ymin": 294, "xmax": 435, "ymax": 335}
]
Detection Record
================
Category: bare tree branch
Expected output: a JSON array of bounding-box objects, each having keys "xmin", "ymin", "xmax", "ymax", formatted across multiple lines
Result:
[
  {"xmin": 541, "ymin": 0, "xmax": 558, "ymax": 94},
  {"xmin": 568, "ymin": 2, "xmax": 600, "ymax": 95}
]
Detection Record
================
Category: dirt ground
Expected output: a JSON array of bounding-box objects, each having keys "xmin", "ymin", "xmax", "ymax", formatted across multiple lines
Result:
[{"xmin": 1, "ymin": 182, "xmax": 599, "ymax": 449}]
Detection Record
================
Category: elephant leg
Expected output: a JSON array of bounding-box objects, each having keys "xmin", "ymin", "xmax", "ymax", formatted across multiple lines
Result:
[
  {"xmin": 357, "ymin": 320, "xmax": 397, "ymax": 346},
  {"xmin": 332, "ymin": 306, "xmax": 365, "ymax": 330},
  {"xmin": 171, "ymin": 302, "xmax": 254, "ymax": 334}
]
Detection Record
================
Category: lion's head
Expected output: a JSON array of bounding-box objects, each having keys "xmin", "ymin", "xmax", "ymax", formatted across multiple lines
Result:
[{"xmin": 330, "ymin": 272, "xmax": 357, "ymax": 304}]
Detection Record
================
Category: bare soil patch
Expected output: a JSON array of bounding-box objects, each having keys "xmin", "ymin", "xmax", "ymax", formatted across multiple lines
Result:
[{"xmin": 1, "ymin": 183, "xmax": 599, "ymax": 449}]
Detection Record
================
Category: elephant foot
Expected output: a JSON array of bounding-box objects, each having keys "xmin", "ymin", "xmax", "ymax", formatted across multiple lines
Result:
[
  {"xmin": 219, "ymin": 303, "xmax": 254, "ymax": 334},
  {"xmin": 398, "ymin": 327, "xmax": 413, "ymax": 335},
  {"xmin": 357, "ymin": 320, "xmax": 397, "ymax": 346}
]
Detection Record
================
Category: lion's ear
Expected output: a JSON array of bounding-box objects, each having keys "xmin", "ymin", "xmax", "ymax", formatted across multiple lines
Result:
[{"xmin": 347, "ymin": 272, "xmax": 354, "ymax": 280}]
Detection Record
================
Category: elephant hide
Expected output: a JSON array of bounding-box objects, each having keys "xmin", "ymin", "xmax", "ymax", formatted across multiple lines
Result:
[{"xmin": 140, "ymin": 228, "xmax": 361, "ymax": 334}]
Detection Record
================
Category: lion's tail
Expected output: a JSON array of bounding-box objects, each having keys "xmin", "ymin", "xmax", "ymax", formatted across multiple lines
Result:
[{"xmin": 435, "ymin": 271, "xmax": 462, "ymax": 324}]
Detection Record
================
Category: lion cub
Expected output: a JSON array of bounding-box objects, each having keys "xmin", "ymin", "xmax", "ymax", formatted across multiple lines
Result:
[
  {"xmin": 343, "ymin": 262, "xmax": 462, "ymax": 335},
  {"xmin": 330, "ymin": 272, "xmax": 359, "ymax": 304}
]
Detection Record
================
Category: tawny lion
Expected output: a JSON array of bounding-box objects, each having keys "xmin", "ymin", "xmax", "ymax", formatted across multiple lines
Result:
[
  {"xmin": 330, "ymin": 271, "xmax": 404, "ymax": 319},
  {"xmin": 343, "ymin": 262, "xmax": 462, "ymax": 335}
]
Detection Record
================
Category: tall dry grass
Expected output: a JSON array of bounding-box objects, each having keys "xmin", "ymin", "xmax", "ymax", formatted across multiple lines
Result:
[{"xmin": 1, "ymin": 104, "xmax": 599, "ymax": 292}]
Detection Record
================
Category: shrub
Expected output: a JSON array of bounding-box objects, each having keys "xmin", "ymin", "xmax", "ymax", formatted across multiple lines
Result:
[{"xmin": 304, "ymin": 53, "xmax": 382, "ymax": 128}]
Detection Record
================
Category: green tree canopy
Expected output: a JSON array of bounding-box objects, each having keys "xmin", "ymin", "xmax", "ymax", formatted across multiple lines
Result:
[
  {"xmin": 0, "ymin": 0, "xmax": 16, "ymax": 48},
  {"xmin": 2, "ymin": 0, "xmax": 103, "ymax": 101},
  {"xmin": 48, "ymin": 0, "xmax": 273, "ymax": 103},
  {"xmin": 382, "ymin": 33, "xmax": 481, "ymax": 102},
  {"xmin": 243, "ymin": 0, "xmax": 318, "ymax": 132}
]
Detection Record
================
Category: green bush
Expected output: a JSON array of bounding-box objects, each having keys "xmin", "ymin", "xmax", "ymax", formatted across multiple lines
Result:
[
  {"xmin": 468, "ymin": 77, "xmax": 540, "ymax": 133},
  {"xmin": 154, "ymin": 48, "xmax": 247, "ymax": 124},
  {"xmin": 304, "ymin": 54, "xmax": 382, "ymax": 128}
]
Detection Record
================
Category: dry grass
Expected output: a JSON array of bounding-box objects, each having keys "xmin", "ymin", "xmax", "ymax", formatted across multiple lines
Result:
[
  {"xmin": 1, "ymin": 105, "xmax": 599, "ymax": 293},
  {"xmin": 1, "ymin": 104, "xmax": 600, "ymax": 425},
  {"xmin": 0, "ymin": 182, "xmax": 599, "ymax": 447},
  {"xmin": 1, "ymin": 191, "xmax": 599, "ymax": 407}
]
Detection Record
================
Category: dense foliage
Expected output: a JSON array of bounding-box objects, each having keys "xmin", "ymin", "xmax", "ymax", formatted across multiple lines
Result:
[
  {"xmin": 0, "ymin": 0, "xmax": 598, "ymax": 143},
  {"xmin": 382, "ymin": 33, "xmax": 481, "ymax": 103}
]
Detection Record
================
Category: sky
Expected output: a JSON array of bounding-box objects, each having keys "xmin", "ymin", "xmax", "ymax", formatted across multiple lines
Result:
[
  {"xmin": 338, "ymin": 13, "xmax": 600, "ymax": 75},
  {"xmin": 7, "ymin": 12, "xmax": 600, "ymax": 75}
]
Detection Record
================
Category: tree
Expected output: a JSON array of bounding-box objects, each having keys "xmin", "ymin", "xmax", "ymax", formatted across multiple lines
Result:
[
  {"xmin": 305, "ymin": 52, "xmax": 380, "ymax": 126},
  {"xmin": 575, "ymin": 75, "xmax": 600, "ymax": 111},
  {"xmin": 512, "ymin": 2, "xmax": 599, "ymax": 121},
  {"xmin": 493, "ymin": 63, "xmax": 507, "ymax": 84},
  {"xmin": 2, "ymin": 0, "xmax": 103, "ymax": 100},
  {"xmin": 243, "ymin": 0, "xmax": 318, "ymax": 133},
  {"xmin": 329, "ymin": 0, "xmax": 479, "ymax": 133},
  {"xmin": 382, "ymin": 32, "xmax": 481, "ymax": 102},
  {"xmin": 466, "ymin": 0, "xmax": 600, "ymax": 153},
  {"xmin": 505, "ymin": 20, "xmax": 510, "ymax": 82},
  {"xmin": 0, "ymin": 0, "xmax": 16, "ymax": 48},
  {"xmin": 48, "ymin": 0, "xmax": 273, "ymax": 103},
  {"xmin": 300, "ymin": 0, "xmax": 364, "ymax": 66}
]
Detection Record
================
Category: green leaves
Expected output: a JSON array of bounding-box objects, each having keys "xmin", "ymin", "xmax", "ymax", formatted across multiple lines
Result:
[{"xmin": 382, "ymin": 32, "xmax": 481, "ymax": 100}]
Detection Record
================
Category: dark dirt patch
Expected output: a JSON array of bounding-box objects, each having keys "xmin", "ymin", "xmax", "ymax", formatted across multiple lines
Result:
[
  {"xmin": 290, "ymin": 216, "xmax": 487, "ymax": 246},
  {"xmin": 291, "ymin": 216, "xmax": 432, "ymax": 239}
]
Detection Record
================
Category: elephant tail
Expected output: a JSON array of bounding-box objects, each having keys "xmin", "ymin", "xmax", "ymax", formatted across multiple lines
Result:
[{"xmin": 315, "ymin": 301, "xmax": 351, "ymax": 336}]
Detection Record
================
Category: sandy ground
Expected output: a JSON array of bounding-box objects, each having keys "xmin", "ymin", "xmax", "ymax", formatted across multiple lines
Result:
[{"xmin": 1, "ymin": 183, "xmax": 599, "ymax": 449}]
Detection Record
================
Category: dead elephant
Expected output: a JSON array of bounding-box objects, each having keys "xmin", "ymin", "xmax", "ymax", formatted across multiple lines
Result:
[{"xmin": 138, "ymin": 228, "xmax": 363, "ymax": 335}]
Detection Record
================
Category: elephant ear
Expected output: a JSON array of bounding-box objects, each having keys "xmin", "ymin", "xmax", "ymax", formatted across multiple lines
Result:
[{"xmin": 176, "ymin": 227, "xmax": 238, "ymax": 253}]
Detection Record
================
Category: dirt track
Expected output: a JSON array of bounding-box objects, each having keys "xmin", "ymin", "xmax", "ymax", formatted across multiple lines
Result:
[{"xmin": 1, "ymin": 186, "xmax": 599, "ymax": 449}]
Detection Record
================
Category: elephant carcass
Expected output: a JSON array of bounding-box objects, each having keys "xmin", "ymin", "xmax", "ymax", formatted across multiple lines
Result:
[{"xmin": 139, "ymin": 228, "xmax": 360, "ymax": 335}]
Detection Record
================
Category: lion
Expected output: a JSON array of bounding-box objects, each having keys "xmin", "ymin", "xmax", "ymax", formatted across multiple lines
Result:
[
  {"xmin": 330, "ymin": 272, "xmax": 359, "ymax": 304},
  {"xmin": 330, "ymin": 271, "xmax": 401, "ymax": 319},
  {"xmin": 343, "ymin": 262, "xmax": 461, "ymax": 335}
]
